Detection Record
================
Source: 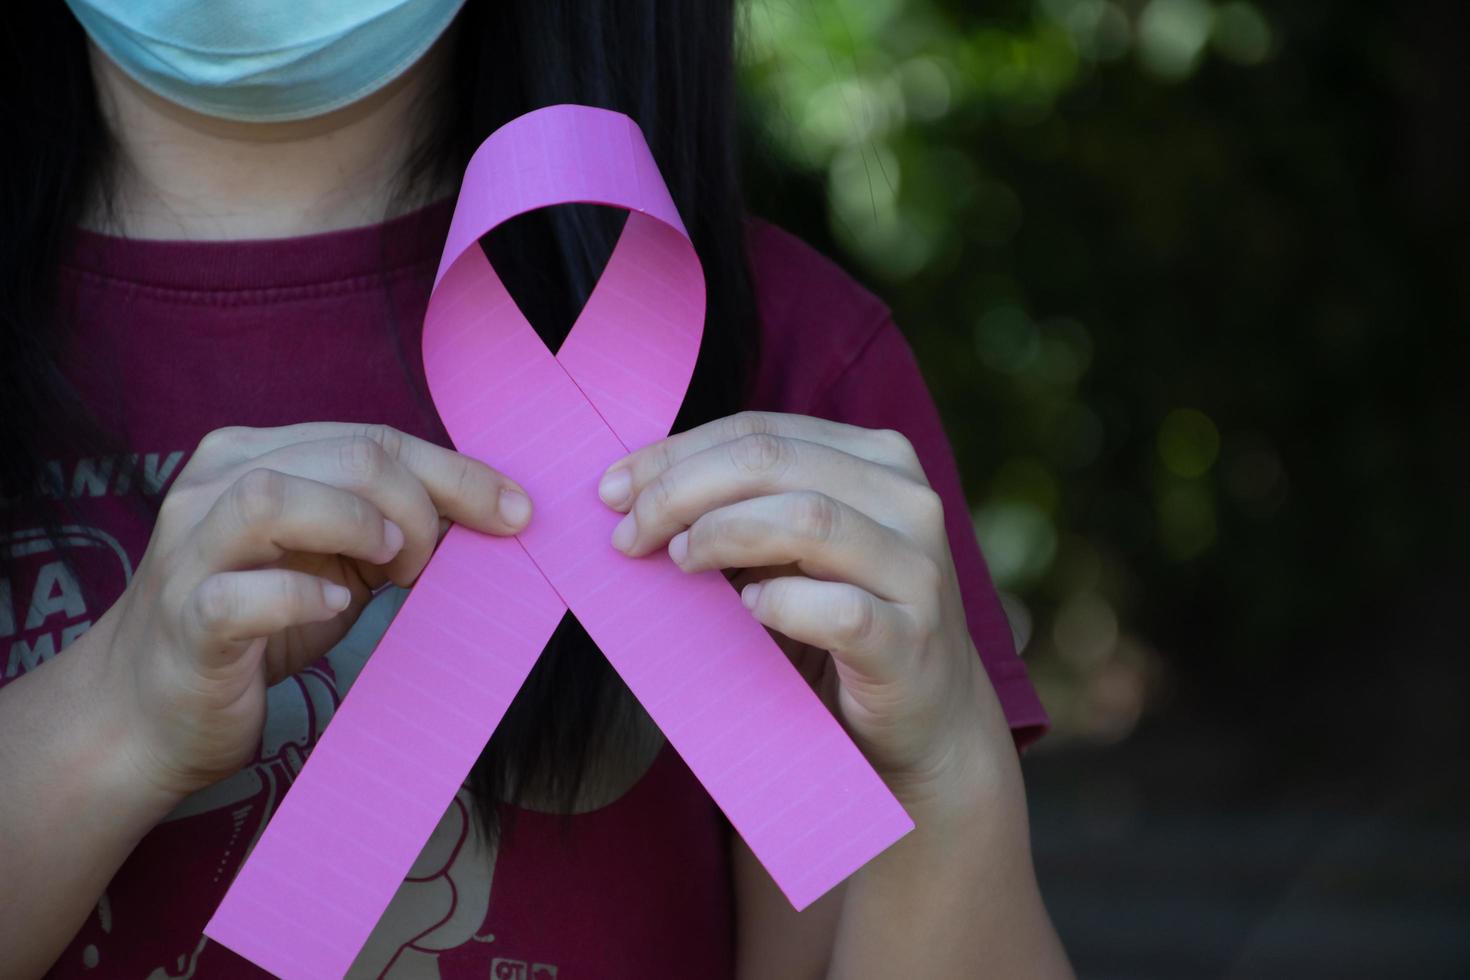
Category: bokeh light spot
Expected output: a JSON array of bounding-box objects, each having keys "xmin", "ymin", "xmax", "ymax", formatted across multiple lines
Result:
[
  {"xmin": 1137, "ymin": 0, "xmax": 1214, "ymax": 80},
  {"xmin": 1045, "ymin": 0, "xmax": 1133, "ymax": 62},
  {"xmin": 974, "ymin": 501, "xmax": 1059, "ymax": 588},
  {"xmin": 1157, "ymin": 407, "xmax": 1221, "ymax": 477},
  {"xmin": 975, "ymin": 304, "xmax": 1040, "ymax": 373},
  {"xmin": 1212, "ymin": 2, "xmax": 1272, "ymax": 66},
  {"xmin": 898, "ymin": 56, "xmax": 954, "ymax": 121},
  {"xmin": 1053, "ymin": 591, "xmax": 1120, "ymax": 668}
]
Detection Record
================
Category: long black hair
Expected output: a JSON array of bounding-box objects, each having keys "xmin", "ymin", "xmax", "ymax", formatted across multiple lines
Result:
[{"xmin": 1, "ymin": 3, "xmax": 758, "ymax": 841}]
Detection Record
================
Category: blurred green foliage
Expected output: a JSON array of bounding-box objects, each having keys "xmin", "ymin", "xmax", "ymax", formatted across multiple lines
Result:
[{"xmin": 736, "ymin": 0, "xmax": 1468, "ymax": 744}]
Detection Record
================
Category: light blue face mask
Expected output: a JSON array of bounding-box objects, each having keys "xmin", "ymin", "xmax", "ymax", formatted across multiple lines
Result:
[{"xmin": 64, "ymin": 0, "xmax": 468, "ymax": 123}]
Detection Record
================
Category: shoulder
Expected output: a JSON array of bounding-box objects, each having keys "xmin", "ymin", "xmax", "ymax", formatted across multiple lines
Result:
[{"xmin": 743, "ymin": 219, "xmax": 895, "ymax": 413}]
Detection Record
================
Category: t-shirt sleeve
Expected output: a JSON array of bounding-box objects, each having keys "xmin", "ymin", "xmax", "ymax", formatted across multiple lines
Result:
[{"xmin": 808, "ymin": 320, "xmax": 1050, "ymax": 750}]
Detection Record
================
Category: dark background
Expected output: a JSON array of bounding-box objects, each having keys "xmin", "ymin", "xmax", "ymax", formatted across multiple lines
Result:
[{"xmin": 739, "ymin": 1, "xmax": 1468, "ymax": 976}]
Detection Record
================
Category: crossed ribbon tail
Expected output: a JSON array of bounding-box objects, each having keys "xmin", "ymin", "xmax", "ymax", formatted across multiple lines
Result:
[{"xmin": 205, "ymin": 105, "xmax": 912, "ymax": 979}]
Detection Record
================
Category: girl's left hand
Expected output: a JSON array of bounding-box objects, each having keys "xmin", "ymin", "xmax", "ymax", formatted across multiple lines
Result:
[{"xmin": 598, "ymin": 411, "xmax": 1012, "ymax": 809}]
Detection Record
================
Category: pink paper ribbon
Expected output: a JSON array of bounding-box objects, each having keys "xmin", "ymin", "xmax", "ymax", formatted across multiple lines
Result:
[{"xmin": 205, "ymin": 105, "xmax": 912, "ymax": 978}]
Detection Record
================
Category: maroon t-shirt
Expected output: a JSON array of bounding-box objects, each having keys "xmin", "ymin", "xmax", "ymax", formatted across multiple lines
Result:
[{"xmin": 6, "ymin": 202, "xmax": 1047, "ymax": 978}]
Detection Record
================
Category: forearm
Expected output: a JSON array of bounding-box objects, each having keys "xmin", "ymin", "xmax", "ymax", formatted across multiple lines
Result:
[
  {"xmin": 0, "ymin": 612, "xmax": 183, "ymax": 979},
  {"xmin": 828, "ymin": 702, "xmax": 1072, "ymax": 979}
]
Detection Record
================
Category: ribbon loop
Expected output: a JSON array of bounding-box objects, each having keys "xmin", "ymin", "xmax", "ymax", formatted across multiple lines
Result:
[{"xmin": 430, "ymin": 106, "xmax": 701, "ymax": 451}]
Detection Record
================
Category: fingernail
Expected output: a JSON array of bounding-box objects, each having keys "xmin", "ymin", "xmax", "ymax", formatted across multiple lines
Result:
[
  {"xmin": 611, "ymin": 512, "xmax": 637, "ymax": 553},
  {"xmin": 668, "ymin": 530, "xmax": 689, "ymax": 566},
  {"xmin": 741, "ymin": 582, "xmax": 763, "ymax": 610},
  {"xmin": 599, "ymin": 467, "xmax": 632, "ymax": 509},
  {"xmin": 380, "ymin": 519, "xmax": 405, "ymax": 562},
  {"xmin": 323, "ymin": 582, "xmax": 352, "ymax": 611},
  {"xmin": 499, "ymin": 487, "xmax": 532, "ymax": 529}
]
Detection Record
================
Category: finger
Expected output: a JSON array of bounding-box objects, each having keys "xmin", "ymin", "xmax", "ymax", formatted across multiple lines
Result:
[
  {"xmin": 740, "ymin": 576, "xmax": 914, "ymax": 685},
  {"xmin": 226, "ymin": 422, "xmax": 532, "ymax": 536},
  {"xmin": 182, "ymin": 568, "xmax": 352, "ymax": 662},
  {"xmin": 249, "ymin": 437, "xmax": 467, "ymax": 585},
  {"xmin": 194, "ymin": 468, "xmax": 404, "ymax": 573},
  {"xmin": 609, "ymin": 435, "xmax": 936, "ymax": 556},
  {"xmin": 599, "ymin": 411, "xmax": 923, "ymax": 509},
  {"xmin": 670, "ymin": 492, "xmax": 940, "ymax": 604}
]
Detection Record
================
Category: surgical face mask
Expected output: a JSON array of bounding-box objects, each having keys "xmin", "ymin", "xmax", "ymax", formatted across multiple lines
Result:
[{"xmin": 64, "ymin": 0, "xmax": 468, "ymax": 123}]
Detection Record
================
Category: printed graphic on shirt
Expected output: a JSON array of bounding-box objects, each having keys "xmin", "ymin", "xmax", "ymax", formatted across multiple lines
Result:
[
  {"xmin": 490, "ymin": 962, "xmax": 559, "ymax": 980},
  {"xmin": 347, "ymin": 787, "xmax": 500, "ymax": 979},
  {"xmin": 1, "ymin": 525, "xmax": 128, "ymax": 681},
  {"xmin": 32, "ymin": 452, "xmax": 187, "ymax": 502},
  {"xmin": 2, "ymin": 450, "xmax": 183, "ymax": 680}
]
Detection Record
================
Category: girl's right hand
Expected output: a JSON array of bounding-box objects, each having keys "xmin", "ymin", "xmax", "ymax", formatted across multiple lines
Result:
[{"xmin": 90, "ymin": 422, "xmax": 532, "ymax": 801}]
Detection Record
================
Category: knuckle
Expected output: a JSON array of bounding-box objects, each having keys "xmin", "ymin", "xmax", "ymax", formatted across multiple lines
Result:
[
  {"xmin": 687, "ymin": 510, "xmax": 739, "ymax": 556},
  {"xmin": 276, "ymin": 572, "xmax": 305, "ymax": 613},
  {"xmin": 684, "ymin": 515, "xmax": 712, "ymax": 558},
  {"xmin": 874, "ymin": 426, "xmax": 914, "ymax": 454},
  {"xmin": 417, "ymin": 504, "xmax": 443, "ymax": 549},
  {"xmin": 908, "ymin": 483, "xmax": 945, "ymax": 526},
  {"xmin": 874, "ymin": 427, "xmax": 920, "ymax": 467},
  {"xmin": 451, "ymin": 454, "xmax": 492, "ymax": 509},
  {"xmin": 730, "ymin": 411, "xmax": 773, "ymax": 438},
  {"xmin": 197, "ymin": 426, "xmax": 247, "ymax": 457},
  {"xmin": 751, "ymin": 578, "xmax": 782, "ymax": 615},
  {"xmin": 833, "ymin": 591, "xmax": 877, "ymax": 646},
  {"xmin": 789, "ymin": 491, "xmax": 839, "ymax": 543},
  {"xmin": 641, "ymin": 475, "xmax": 678, "ymax": 524},
  {"xmin": 720, "ymin": 511, "xmax": 762, "ymax": 550},
  {"xmin": 338, "ymin": 436, "xmax": 387, "ymax": 484},
  {"xmin": 730, "ymin": 432, "xmax": 790, "ymax": 478},
  {"xmin": 650, "ymin": 440, "xmax": 678, "ymax": 482},
  {"xmin": 359, "ymin": 422, "xmax": 403, "ymax": 458},
  {"xmin": 230, "ymin": 468, "xmax": 288, "ymax": 527},
  {"xmin": 341, "ymin": 490, "xmax": 378, "ymax": 533},
  {"xmin": 621, "ymin": 448, "xmax": 658, "ymax": 494}
]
